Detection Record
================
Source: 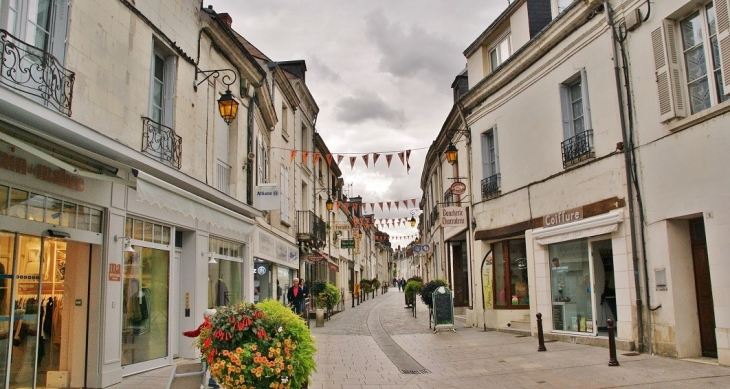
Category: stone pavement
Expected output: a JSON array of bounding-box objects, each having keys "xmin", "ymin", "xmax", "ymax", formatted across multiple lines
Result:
[{"xmin": 116, "ymin": 289, "xmax": 730, "ymax": 388}]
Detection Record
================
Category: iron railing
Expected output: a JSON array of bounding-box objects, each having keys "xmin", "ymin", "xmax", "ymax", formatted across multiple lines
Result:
[
  {"xmin": 429, "ymin": 206, "xmax": 438, "ymax": 227},
  {"xmin": 481, "ymin": 173, "xmax": 501, "ymax": 198},
  {"xmin": 142, "ymin": 117, "xmax": 182, "ymax": 169},
  {"xmin": 443, "ymin": 189, "xmax": 455, "ymax": 206},
  {"xmin": 561, "ymin": 130, "xmax": 594, "ymax": 167},
  {"xmin": 296, "ymin": 210, "xmax": 326, "ymax": 243},
  {"xmin": 0, "ymin": 29, "xmax": 74, "ymax": 116}
]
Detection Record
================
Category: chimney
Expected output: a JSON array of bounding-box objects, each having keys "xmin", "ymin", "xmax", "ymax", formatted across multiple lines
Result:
[{"xmin": 218, "ymin": 13, "xmax": 232, "ymax": 28}]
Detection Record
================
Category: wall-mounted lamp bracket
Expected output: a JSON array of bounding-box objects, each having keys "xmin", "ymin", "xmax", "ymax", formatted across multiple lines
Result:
[
  {"xmin": 114, "ymin": 235, "xmax": 136, "ymax": 253},
  {"xmin": 195, "ymin": 68, "xmax": 237, "ymax": 89}
]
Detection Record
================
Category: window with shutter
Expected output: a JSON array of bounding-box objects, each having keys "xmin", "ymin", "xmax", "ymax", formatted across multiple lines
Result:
[
  {"xmin": 480, "ymin": 127, "xmax": 500, "ymax": 198},
  {"xmin": 145, "ymin": 45, "xmax": 180, "ymax": 168},
  {"xmin": 559, "ymin": 70, "xmax": 594, "ymax": 167}
]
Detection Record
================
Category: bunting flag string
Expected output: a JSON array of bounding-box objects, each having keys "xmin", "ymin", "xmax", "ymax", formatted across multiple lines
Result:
[{"xmin": 278, "ymin": 147, "xmax": 419, "ymax": 171}]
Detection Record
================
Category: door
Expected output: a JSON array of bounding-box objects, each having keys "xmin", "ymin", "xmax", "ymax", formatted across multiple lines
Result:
[
  {"xmin": 451, "ymin": 242, "xmax": 469, "ymax": 307},
  {"xmin": 0, "ymin": 232, "xmax": 89, "ymax": 388},
  {"xmin": 690, "ymin": 218, "xmax": 716, "ymax": 358}
]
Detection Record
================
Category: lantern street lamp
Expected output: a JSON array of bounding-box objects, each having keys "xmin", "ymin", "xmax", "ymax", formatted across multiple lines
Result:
[
  {"xmin": 196, "ymin": 68, "xmax": 240, "ymax": 124},
  {"xmin": 409, "ymin": 209, "xmax": 418, "ymax": 227},
  {"xmin": 326, "ymin": 196, "xmax": 334, "ymax": 212},
  {"xmin": 444, "ymin": 141, "xmax": 459, "ymax": 165}
]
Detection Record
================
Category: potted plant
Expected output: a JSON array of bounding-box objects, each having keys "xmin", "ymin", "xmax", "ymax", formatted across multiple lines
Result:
[
  {"xmin": 404, "ymin": 277, "xmax": 423, "ymax": 307},
  {"xmin": 372, "ymin": 278, "xmax": 381, "ymax": 296},
  {"xmin": 315, "ymin": 291, "xmax": 331, "ymax": 327},
  {"xmin": 420, "ymin": 279, "xmax": 448, "ymax": 308},
  {"xmin": 197, "ymin": 301, "xmax": 316, "ymax": 389}
]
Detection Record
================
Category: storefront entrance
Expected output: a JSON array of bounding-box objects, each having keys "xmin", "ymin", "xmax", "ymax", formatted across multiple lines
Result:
[
  {"xmin": 690, "ymin": 218, "xmax": 716, "ymax": 358},
  {"xmin": 0, "ymin": 232, "xmax": 90, "ymax": 388}
]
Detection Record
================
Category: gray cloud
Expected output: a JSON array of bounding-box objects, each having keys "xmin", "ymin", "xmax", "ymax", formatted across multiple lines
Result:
[
  {"xmin": 334, "ymin": 90, "xmax": 406, "ymax": 126},
  {"xmin": 307, "ymin": 55, "xmax": 342, "ymax": 83}
]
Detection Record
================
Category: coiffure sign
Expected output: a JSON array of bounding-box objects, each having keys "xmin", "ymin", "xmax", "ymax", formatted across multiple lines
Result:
[{"xmin": 543, "ymin": 207, "xmax": 583, "ymax": 227}]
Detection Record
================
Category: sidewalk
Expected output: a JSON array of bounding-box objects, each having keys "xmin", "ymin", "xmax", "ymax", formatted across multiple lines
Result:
[{"xmin": 309, "ymin": 289, "xmax": 730, "ymax": 388}]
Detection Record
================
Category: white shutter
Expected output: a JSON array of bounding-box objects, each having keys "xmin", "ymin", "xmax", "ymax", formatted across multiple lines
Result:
[
  {"xmin": 559, "ymin": 84, "xmax": 573, "ymax": 139},
  {"xmin": 163, "ymin": 56, "xmax": 177, "ymax": 127},
  {"xmin": 49, "ymin": 0, "xmax": 69, "ymax": 65},
  {"xmin": 715, "ymin": 0, "xmax": 730, "ymax": 95},
  {"xmin": 651, "ymin": 21, "xmax": 686, "ymax": 122},
  {"xmin": 493, "ymin": 125, "xmax": 500, "ymax": 176},
  {"xmin": 480, "ymin": 132, "xmax": 490, "ymax": 179},
  {"xmin": 580, "ymin": 69, "xmax": 592, "ymax": 131}
]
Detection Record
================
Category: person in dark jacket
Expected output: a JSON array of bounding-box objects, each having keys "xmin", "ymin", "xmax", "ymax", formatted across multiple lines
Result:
[
  {"xmin": 299, "ymin": 278, "xmax": 310, "ymax": 313},
  {"xmin": 287, "ymin": 278, "xmax": 304, "ymax": 314}
]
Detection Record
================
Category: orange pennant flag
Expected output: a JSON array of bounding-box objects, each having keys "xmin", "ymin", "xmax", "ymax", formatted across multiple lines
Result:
[
  {"xmin": 398, "ymin": 152, "xmax": 405, "ymax": 166},
  {"xmin": 290, "ymin": 150, "xmax": 297, "ymax": 163},
  {"xmin": 349, "ymin": 156, "xmax": 356, "ymax": 170},
  {"xmin": 313, "ymin": 153, "xmax": 322, "ymax": 165},
  {"xmin": 385, "ymin": 154, "xmax": 393, "ymax": 167},
  {"xmin": 302, "ymin": 151, "xmax": 310, "ymax": 163},
  {"xmin": 325, "ymin": 154, "xmax": 333, "ymax": 167},
  {"xmin": 373, "ymin": 153, "xmax": 380, "ymax": 166},
  {"xmin": 362, "ymin": 154, "xmax": 369, "ymax": 168}
]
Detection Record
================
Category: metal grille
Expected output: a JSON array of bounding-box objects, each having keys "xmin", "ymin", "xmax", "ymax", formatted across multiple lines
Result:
[
  {"xmin": 481, "ymin": 173, "xmax": 500, "ymax": 198},
  {"xmin": 561, "ymin": 130, "xmax": 593, "ymax": 167},
  {"xmin": 401, "ymin": 369, "xmax": 430, "ymax": 375},
  {"xmin": 0, "ymin": 29, "xmax": 75, "ymax": 116},
  {"xmin": 142, "ymin": 117, "xmax": 182, "ymax": 169}
]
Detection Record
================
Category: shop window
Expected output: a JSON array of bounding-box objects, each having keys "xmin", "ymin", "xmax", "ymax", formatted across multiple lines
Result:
[
  {"xmin": 493, "ymin": 239, "xmax": 528, "ymax": 308},
  {"xmin": 549, "ymin": 239, "xmax": 592, "ymax": 333},
  {"xmin": 0, "ymin": 185, "xmax": 102, "ymax": 232},
  {"xmin": 209, "ymin": 237, "xmax": 245, "ymax": 308},
  {"xmin": 125, "ymin": 217, "xmax": 171, "ymax": 245}
]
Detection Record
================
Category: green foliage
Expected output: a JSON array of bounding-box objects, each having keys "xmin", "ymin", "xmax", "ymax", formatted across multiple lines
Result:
[
  {"xmin": 325, "ymin": 283, "xmax": 340, "ymax": 309},
  {"xmin": 257, "ymin": 299, "xmax": 317, "ymax": 389},
  {"xmin": 405, "ymin": 280, "xmax": 423, "ymax": 304},
  {"xmin": 316, "ymin": 291, "xmax": 332, "ymax": 309},
  {"xmin": 372, "ymin": 278, "xmax": 381, "ymax": 289},
  {"xmin": 310, "ymin": 280, "xmax": 327, "ymax": 298},
  {"xmin": 420, "ymin": 279, "xmax": 448, "ymax": 307},
  {"xmin": 407, "ymin": 276, "xmax": 423, "ymax": 284},
  {"xmin": 392, "ymin": 269, "xmax": 397, "ymax": 277},
  {"xmin": 359, "ymin": 279, "xmax": 372, "ymax": 293}
]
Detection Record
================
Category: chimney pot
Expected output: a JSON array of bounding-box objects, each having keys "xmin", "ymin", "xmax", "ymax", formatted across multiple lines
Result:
[{"xmin": 218, "ymin": 13, "xmax": 233, "ymax": 27}]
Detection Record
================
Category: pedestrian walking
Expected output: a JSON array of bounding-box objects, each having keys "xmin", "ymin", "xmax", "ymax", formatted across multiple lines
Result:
[
  {"xmin": 287, "ymin": 278, "xmax": 304, "ymax": 314},
  {"xmin": 392, "ymin": 276, "xmax": 397, "ymax": 287},
  {"xmin": 300, "ymin": 278, "xmax": 310, "ymax": 313},
  {"xmin": 400, "ymin": 278, "xmax": 406, "ymax": 291},
  {"xmin": 182, "ymin": 309, "xmax": 219, "ymax": 389}
]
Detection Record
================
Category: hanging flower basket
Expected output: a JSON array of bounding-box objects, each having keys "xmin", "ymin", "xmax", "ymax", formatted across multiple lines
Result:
[{"xmin": 197, "ymin": 301, "xmax": 316, "ymax": 389}]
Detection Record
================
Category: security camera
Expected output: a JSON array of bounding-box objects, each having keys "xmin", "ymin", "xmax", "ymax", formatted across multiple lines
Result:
[{"xmin": 247, "ymin": 152, "xmax": 255, "ymax": 161}]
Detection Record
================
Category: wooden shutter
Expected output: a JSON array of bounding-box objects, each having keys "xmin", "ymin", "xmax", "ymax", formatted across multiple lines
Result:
[
  {"xmin": 480, "ymin": 132, "xmax": 490, "ymax": 179},
  {"xmin": 716, "ymin": 0, "xmax": 730, "ymax": 95},
  {"xmin": 163, "ymin": 56, "xmax": 177, "ymax": 127},
  {"xmin": 49, "ymin": 0, "xmax": 69, "ymax": 65},
  {"xmin": 559, "ymin": 83, "xmax": 573, "ymax": 139},
  {"xmin": 651, "ymin": 21, "xmax": 686, "ymax": 122},
  {"xmin": 492, "ymin": 126, "xmax": 500, "ymax": 176},
  {"xmin": 580, "ymin": 69, "xmax": 592, "ymax": 131}
]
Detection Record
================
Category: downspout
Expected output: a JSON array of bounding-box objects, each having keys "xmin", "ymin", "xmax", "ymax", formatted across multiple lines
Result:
[
  {"xmin": 246, "ymin": 91, "xmax": 256, "ymax": 205},
  {"xmin": 605, "ymin": 1, "xmax": 645, "ymax": 352},
  {"xmin": 456, "ymin": 102, "xmax": 475, "ymax": 310}
]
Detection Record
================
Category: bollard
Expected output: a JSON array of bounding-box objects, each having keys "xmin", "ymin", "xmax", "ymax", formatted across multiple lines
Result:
[
  {"xmin": 537, "ymin": 313, "xmax": 547, "ymax": 352},
  {"xmin": 608, "ymin": 319, "xmax": 619, "ymax": 366},
  {"xmin": 352, "ymin": 290, "xmax": 355, "ymax": 307}
]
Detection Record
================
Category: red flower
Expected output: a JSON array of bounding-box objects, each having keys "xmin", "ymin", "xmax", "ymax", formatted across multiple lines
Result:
[{"xmin": 256, "ymin": 327, "xmax": 267, "ymax": 339}]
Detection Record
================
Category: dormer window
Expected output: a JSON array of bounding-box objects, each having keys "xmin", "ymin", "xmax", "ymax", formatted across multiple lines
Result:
[
  {"xmin": 556, "ymin": 0, "xmax": 573, "ymax": 14},
  {"xmin": 489, "ymin": 34, "xmax": 511, "ymax": 72}
]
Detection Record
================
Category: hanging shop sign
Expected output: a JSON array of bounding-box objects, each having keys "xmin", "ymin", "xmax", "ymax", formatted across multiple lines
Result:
[
  {"xmin": 1, "ymin": 143, "xmax": 85, "ymax": 192},
  {"xmin": 449, "ymin": 181, "xmax": 466, "ymax": 195},
  {"xmin": 442, "ymin": 206, "xmax": 467, "ymax": 228},
  {"xmin": 341, "ymin": 239, "xmax": 355, "ymax": 249},
  {"xmin": 254, "ymin": 184, "xmax": 281, "ymax": 210},
  {"xmin": 334, "ymin": 222, "xmax": 351, "ymax": 231}
]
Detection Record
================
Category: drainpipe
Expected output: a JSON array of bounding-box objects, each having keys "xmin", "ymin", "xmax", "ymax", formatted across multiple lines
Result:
[{"xmin": 605, "ymin": 1, "xmax": 645, "ymax": 352}]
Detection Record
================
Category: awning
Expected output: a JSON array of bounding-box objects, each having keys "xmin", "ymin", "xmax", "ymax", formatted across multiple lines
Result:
[
  {"xmin": 532, "ymin": 210, "xmax": 623, "ymax": 245},
  {"xmin": 135, "ymin": 170, "xmax": 254, "ymax": 236},
  {"xmin": 313, "ymin": 249, "xmax": 340, "ymax": 272}
]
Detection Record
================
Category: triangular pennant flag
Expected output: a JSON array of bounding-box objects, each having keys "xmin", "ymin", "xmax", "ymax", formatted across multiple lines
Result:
[
  {"xmin": 290, "ymin": 150, "xmax": 297, "ymax": 163},
  {"xmin": 407, "ymin": 162, "xmax": 411, "ymax": 174},
  {"xmin": 373, "ymin": 153, "xmax": 380, "ymax": 165},
  {"xmin": 411, "ymin": 199, "xmax": 417, "ymax": 208},
  {"xmin": 362, "ymin": 154, "xmax": 369, "ymax": 168},
  {"xmin": 406, "ymin": 149, "xmax": 411, "ymax": 161},
  {"xmin": 398, "ymin": 152, "xmax": 405, "ymax": 166},
  {"xmin": 386, "ymin": 154, "xmax": 393, "ymax": 167},
  {"xmin": 370, "ymin": 203, "xmax": 375, "ymax": 212},
  {"xmin": 349, "ymin": 156, "xmax": 356, "ymax": 170},
  {"xmin": 325, "ymin": 154, "xmax": 333, "ymax": 167},
  {"xmin": 302, "ymin": 151, "xmax": 310, "ymax": 163},
  {"xmin": 379, "ymin": 202, "xmax": 383, "ymax": 212},
  {"xmin": 313, "ymin": 153, "xmax": 322, "ymax": 165},
  {"xmin": 337, "ymin": 155, "xmax": 344, "ymax": 165},
  {"xmin": 387, "ymin": 202, "xmax": 391, "ymax": 211},
  {"xmin": 395, "ymin": 202, "xmax": 400, "ymax": 210}
]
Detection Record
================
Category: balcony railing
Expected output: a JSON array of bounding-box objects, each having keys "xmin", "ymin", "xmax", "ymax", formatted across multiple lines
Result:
[
  {"xmin": 0, "ymin": 29, "xmax": 74, "ymax": 116},
  {"xmin": 443, "ymin": 189, "xmax": 455, "ymax": 206},
  {"xmin": 561, "ymin": 130, "xmax": 594, "ymax": 167},
  {"xmin": 429, "ymin": 206, "xmax": 438, "ymax": 228},
  {"xmin": 297, "ymin": 210, "xmax": 326, "ymax": 243},
  {"xmin": 142, "ymin": 117, "xmax": 182, "ymax": 169},
  {"xmin": 481, "ymin": 173, "xmax": 500, "ymax": 198}
]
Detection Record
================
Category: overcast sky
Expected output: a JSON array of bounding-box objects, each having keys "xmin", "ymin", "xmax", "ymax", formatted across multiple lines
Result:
[{"xmin": 204, "ymin": 0, "xmax": 507, "ymax": 241}]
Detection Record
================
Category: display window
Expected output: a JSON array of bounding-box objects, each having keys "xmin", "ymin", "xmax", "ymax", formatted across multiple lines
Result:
[
  {"xmin": 276, "ymin": 267, "xmax": 293, "ymax": 304},
  {"xmin": 548, "ymin": 237, "xmax": 617, "ymax": 335},
  {"xmin": 0, "ymin": 184, "xmax": 102, "ymax": 232},
  {"xmin": 121, "ymin": 218, "xmax": 171, "ymax": 368},
  {"xmin": 493, "ymin": 239, "xmax": 528, "ymax": 308},
  {"xmin": 208, "ymin": 237, "xmax": 244, "ymax": 308}
]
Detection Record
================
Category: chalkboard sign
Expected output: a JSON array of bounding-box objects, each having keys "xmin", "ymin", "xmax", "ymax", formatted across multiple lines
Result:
[{"xmin": 432, "ymin": 286, "xmax": 454, "ymax": 332}]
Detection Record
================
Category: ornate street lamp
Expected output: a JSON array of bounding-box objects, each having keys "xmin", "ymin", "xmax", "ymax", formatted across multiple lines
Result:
[
  {"xmin": 444, "ymin": 141, "xmax": 459, "ymax": 165},
  {"xmin": 196, "ymin": 68, "xmax": 240, "ymax": 124}
]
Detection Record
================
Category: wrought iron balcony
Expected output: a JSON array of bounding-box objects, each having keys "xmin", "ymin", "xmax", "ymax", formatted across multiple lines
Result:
[
  {"xmin": 561, "ymin": 130, "xmax": 594, "ymax": 167},
  {"xmin": 296, "ymin": 210, "xmax": 326, "ymax": 244},
  {"xmin": 0, "ymin": 29, "xmax": 74, "ymax": 116},
  {"xmin": 142, "ymin": 117, "xmax": 182, "ymax": 169},
  {"xmin": 481, "ymin": 173, "xmax": 500, "ymax": 198},
  {"xmin": 443, "ymin": 189, "xmax": 455, "ymax": 206},
  {"xmin": 429, "ymin": 206, "xmax": 439, "ymax": 228}
]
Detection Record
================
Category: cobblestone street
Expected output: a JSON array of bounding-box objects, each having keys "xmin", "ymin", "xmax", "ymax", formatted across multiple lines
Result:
[{"xmin": 309, "ymin": 290, "xmax": 730, "ymax": 389}]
